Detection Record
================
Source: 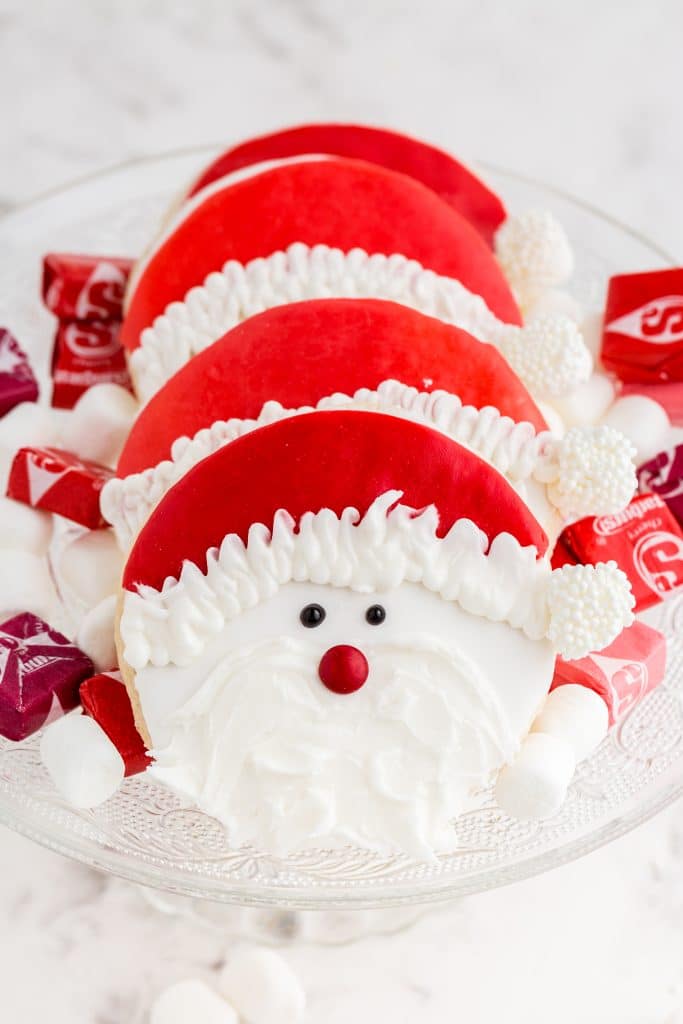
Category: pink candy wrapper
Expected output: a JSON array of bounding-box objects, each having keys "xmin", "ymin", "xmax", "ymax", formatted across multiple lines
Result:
[
  {"xmin": 0, "ymin": 613, "xmax": 93, "ymax": 742},
  {"xmin": 552, "ymin": 619, "xmax": 667, "ymax": 725},
  {"xmin": 637, "ymin": 444, "xmax": 683, "ymax": 526},
  {"xmin": 0, "ymin": 328, "xmax": 39, "ymax": 418}
]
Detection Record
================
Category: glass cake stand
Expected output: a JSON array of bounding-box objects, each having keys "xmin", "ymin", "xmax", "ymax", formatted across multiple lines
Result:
[{"xmin": 0, "ymin": 148, "xmax": 682, "ymax": 937}]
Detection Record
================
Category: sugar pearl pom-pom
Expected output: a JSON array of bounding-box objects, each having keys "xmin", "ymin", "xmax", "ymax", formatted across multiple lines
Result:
[
  {"xmin": 547, "ymin": 424, "xmax": 637, "ymax": 520},
  {"xmin": 551, "ymin": 372, "xmax": 616, "ymax": 428},
  {"xmin": 602, "ymin": 395, "xmax": 671, "ymax": 464},
  {"xmin": 61, "ymin": 383, "xmax": 139, "ymax": 466},
  {"xmin": 149, "ymin": 979, "xmax": 238, "ymax": 1024},
  {"xmin": 495, "ymin": 210, "xmax": 574, "ymax": 299},
  {"xmin": 76, "ymin": 594, "xmax": 118, "ymax": 672},
  {"xmin": 532, "ymin": 685, "xmax": 609, "ymax": 762},
  {"xmin": 219, "ymin": 948, "xmax": 306, "ymax": 1024},
  {"xmin": 524, "ymin": 288, "xmax": 582, "ymax": 323},
  {"xmin": 547, "ymin": 561, "xmax": 635, "ymax": 659},
  {"xmin": 495, "ymin": 733, "xmax": 575, "ymax": 819},
  {"xmin": 41, "ymin": 713, "xmax": 125, "ymax": 808},
  {"xmin": 0, "ymin": 496, "xmax": 52, "ymax": 556},
  {"xmin": 500, "ymin": 314, "xmax": 592, "ymax": 398},
  {"xmin": 0, "ymin": 549, "xmax": 57, "ymax": 621}
]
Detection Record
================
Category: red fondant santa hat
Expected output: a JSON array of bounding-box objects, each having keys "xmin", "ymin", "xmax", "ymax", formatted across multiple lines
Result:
[
  {"xmin": 186, "ymin": 123, "xmax": 507, "ymax": 244},
  {"xmin": 118, "ymin": 411, "xmax": 634, "ymax": 694},
  {"xmin": 105, "ymin": 301, "xmax": 636, "ymax": 551},
  {"xmin": 122, "ymin": 157, "xmax": 590, "ymax": 404}
]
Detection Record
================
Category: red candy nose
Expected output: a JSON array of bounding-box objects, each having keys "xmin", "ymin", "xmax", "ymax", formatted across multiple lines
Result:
[{"xmin": 318, "ymin": 645, "xmax": 369, "ymax": 695}]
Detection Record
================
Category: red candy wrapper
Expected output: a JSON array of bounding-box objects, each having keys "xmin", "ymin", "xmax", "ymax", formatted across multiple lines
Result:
[
  {"xmin": 602, "ymin": 268, "xmax": 683, "ymax": 384},
  {"xmin": 51, "ymin": 319, "xmax": 131, "ymax": 410},
  {"xmin": 552, "ymin": 619, "xmax": 666, "ymax": 725},
  {"xmin": 562, "ymin": 493, "xmax": 683, "ymax": 612},
  {"xmin": 637, "ymin": 444, "xmax": 683, "ymax": 526},
  {"xmin": 80, "ymin": 672, "xmax": 151, "ymax": 777},
  {"xmin": 0, "ymin": 327, "xmax": 39, "ymax": 417},
  {"xmin": 42, "ymin": 253, "xmax": 133, "ymax": 322},
  {"xmin": 0, "ymin": 613, "xmax": 93, "ymax": 741},
  {"xmin": 7, "ymin": 446, "xmax": 113, "ymax": 529},
  {"xmin": 550, "ymin": 536, "xmax": 578, "ymax": 570}
]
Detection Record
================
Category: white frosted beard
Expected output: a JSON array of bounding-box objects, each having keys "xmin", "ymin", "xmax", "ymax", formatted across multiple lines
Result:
[{"xmin": 149, "ymin": 635, "xmax": 519, "ymax": 860}]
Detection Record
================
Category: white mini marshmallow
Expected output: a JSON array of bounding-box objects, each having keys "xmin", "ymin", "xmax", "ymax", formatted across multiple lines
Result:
[
  {"xmin": 76, "ymin": 594, "xmax": 118, "ymax": 671},
  {"xmin": 219, "ymin": 948, "xmax": 306, "ymax": 1024},
  {"xmin": 57, "ymin": 529, "xmax": 123, "ymax": 609},
  {"xmin": 0, "ymin": 402, "xmax": 66, "ymax": 490},
  {"xmin": 602, "ymin": 394, "xmax": 671, "ymax": 464},
  {"xmin": 149, "ymin": 980, "xmax": 238, "ymax": 1024},
  {"xmin": 495, "ymin": 732, "xmax": 576, "ymax": 820},
  {"xmin": 532, "ymin": 684, "xmax": 609, "ymax": 762},
  {"xmin": 551, "ymin": 373, "xmax": 616, "ymax": 428},
  {"xmin": 0, "ymin": 548, "xmax": 57, "ymax": 621},
  {"xmin": 41, "ymin": 713, "xmax": 125, "ymax": 808},
  {"xmin": 61, "ymin": 383, "xmax": 139, "ymax": 467},
  {"xmin": 536, "ymin": 400, "xmax": 565, "ymax": 437},
  {"xmin": 0, "ymin": 495, "xmax": 52, "ymax": 555}
]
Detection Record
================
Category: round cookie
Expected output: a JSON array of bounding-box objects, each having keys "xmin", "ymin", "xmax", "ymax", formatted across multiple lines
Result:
[
  {"xmin": 187, "ymin": 122, "xmax": 506, "ymax": 243},
  {"xmin": 121, "ymin": 157, "xmax": 520, "ymax": 352},
  {"xmin": 117, "ymin": 299, "xmax": 545, "ymax": 477}
]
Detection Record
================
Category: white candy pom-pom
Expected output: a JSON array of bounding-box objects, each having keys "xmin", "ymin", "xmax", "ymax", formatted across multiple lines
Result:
[
  {"xmin": 547, "ymin": 561, "xmax": 635, "ymax": 659},
  {"xmin": 41, "ymin": 713, "xmax": 125, "ymax": 808},
  {"xmin": 532, "ymin": 685, "xmax": 609, "ymax": 761},
  {"xmin": 495, "ymin": 733, "xmax": 575, "ymax": 819},
  {"xmin": 495, "ymin": 210, "xmax": 574, "ymax": 301},
  {"xmin": 61, "ymin": 383, "xmax": 139, "ymax": 467},
  {"xmin": 150, "ymin": 979, "xmax": 238, "ymax": 1024},
  {"xmin": 602, "ymin": 395, "xmax": 671, "ymax": 464},
  {"xmin": 543, "ymin": 425, "xmax": 636, "ymax": 521},
  {"xmin": 219, "ymin": 949, "xmax": 306, "ymax": 1024},
  {"xmin": 524, "ymin": 288, "xmax": 582, "ymax": 323},
  {"xmin": 500, "ymin": 314, "xmax": 592, "ymax": 399},
  {"xmin": 76, "ymin": 594, "xmax": 118, "ymax": 672}
]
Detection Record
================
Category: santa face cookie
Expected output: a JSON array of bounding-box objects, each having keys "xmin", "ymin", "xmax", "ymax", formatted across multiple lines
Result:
[
  {"xmin": 105, "ymin": 300, "xmax": 636, "ymax": 551},
  {"xmin": 115, "ymin": 410, "xmax": 634, "ymax": 859}
]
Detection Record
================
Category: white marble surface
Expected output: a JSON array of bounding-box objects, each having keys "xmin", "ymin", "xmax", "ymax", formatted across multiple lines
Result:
[{"xmin": 2, "ymin": 1, "xmax": 683, "ymax": 1021}]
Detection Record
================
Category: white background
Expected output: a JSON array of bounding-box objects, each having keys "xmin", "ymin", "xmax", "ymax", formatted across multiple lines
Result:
[{"xmin": 1, "ymin": 1, "xmax": 683, "ymax": 1021}]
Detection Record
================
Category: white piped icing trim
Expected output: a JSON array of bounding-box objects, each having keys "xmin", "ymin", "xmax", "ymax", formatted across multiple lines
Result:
[
  {"xmin": 128, "ymin": 243, "xmax": 591, "ymax": 403},
  {"xmin": 119, "ymin": 491, "xmax": 635, "ymax": 671},
  {"xmin": 495, "ymin": 210, "xmax": 574, "ymax": 306},
  {"xmin": 102, "ymin": 380, "xmax": 636, "ymax": 551}
]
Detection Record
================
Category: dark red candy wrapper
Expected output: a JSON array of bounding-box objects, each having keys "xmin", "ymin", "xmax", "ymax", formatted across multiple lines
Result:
[
  {"xmin": 602, "ymin": 268, "xmax": 683, "ymax": 384},
  {"xmin": 42, "ymin": 253, "xmax": 133, "ymax": 322},
  {"xmin": 80, "ymin": 672, "xmax": 151, "ymax": 776},
  {"xmin": 552, "ymin": 619, "xmax": 666, "ymax": 725},
  {"xmin": 51, "ymin": 319, "xmax": 131, "ymax": 410},
  {"xmin": 637, "ymin": 443, "xmax": 683, "ymax": 526},
  {"xmin": 7, "ymin": 446, "xmax": 113, "ymax": 529},
  {"xmin": 561, "ymin": 492, "xmax": 683, "ymax": 612},
  {"xmin": 0, "ymin": 327, "xmax": 39, "ymax": 417},
  {"xmin": 0, "ymin": 613, "xmax": 93, "ymax": 742}
]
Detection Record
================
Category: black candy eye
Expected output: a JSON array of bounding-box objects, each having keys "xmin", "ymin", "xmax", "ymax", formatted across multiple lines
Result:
[
  {"xmin": 365, "ymin": 604, "xmax": 386, "ymax": 626},
  {"xmin": 300, "ymin": 603, "xmax": 326, "ymax": 628}
]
